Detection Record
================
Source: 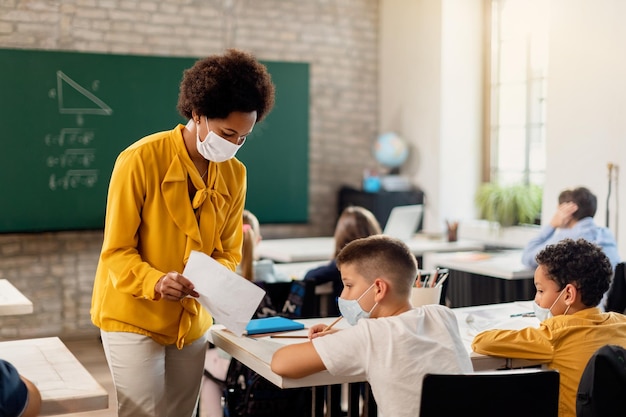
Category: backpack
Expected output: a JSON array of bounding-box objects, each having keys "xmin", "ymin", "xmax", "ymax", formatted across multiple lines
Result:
[
  {"xmin": 222, "ymin": 283, "xmax": 312, "ymax": 417},
  {"xmin": 576, "ymin": 344, "xmax": 626, "ymax": 417},
  {"xmin": 223, "ymin": 358, "xmax": 312, "ymax": 417}
]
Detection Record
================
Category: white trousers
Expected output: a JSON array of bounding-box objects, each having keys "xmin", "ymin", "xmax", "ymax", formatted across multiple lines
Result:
[{"xmin": 101, "ymin": 330, "xmax": 208, "ymax": 417}]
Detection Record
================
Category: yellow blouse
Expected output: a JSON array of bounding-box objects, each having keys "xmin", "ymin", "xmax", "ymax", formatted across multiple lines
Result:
[
  {"xmin": 472, "ymin": 308, "xmax": 626, "ymax": 417},
  {"xmin": 91, "ymin": 124, "xmax": 246, "ymax": 348}
]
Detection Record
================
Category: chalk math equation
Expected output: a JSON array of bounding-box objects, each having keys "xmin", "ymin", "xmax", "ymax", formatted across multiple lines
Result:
[{"xmin": 45, "ymin": 71, "xmax": 113, "ymax": 191}]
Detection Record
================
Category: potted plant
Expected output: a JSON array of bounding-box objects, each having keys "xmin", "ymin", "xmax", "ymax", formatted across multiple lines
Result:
[{"xmin": 475, "ymin": 183, "xmax": 542, "ymax": 227}]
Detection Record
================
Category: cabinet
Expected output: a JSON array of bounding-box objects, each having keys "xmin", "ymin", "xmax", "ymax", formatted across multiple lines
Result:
[{"xmin": 337, "ymin": 186, "xmax": 425, "ymax": 230}]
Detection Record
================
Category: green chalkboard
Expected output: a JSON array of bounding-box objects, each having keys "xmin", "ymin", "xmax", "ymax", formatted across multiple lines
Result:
[{"xmin": 0, "ymin": 48, "xmax": 309, "ymax": 232}]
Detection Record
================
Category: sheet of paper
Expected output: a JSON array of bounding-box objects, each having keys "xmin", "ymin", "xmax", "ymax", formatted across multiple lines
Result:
[
  {"xmin": 183, "ymin": 250, "xmax": 266, "ymax": 336},
  {"xmin": 464, "ymin": 306, "xmax": 539, "ymax": 336}
]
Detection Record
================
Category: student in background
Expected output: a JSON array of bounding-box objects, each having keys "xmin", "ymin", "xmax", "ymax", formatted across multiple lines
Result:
[
  {"xmin": 473, "ymin": 238, "xmax": 626, "ymax": 417},
  {"xmin": 271, "ymin": 235, "xmax": 473, "ymax": 417},
  {"xmin": 303, "ymin": 206, "xmax": 382, "ymax": 316},
  {"xmin": 239, "ymin": 209, "xmax": 286, "ymax": 284},
  {"xmin": 91, "ymin": 49, "xmax": 275, "ymax": 417},
  {"xmin": 0, "ymin": 359, "xmax": 41, "ymax": 417},
  {"xmin": 521, "ymin": 186, "xmax": 620, "ymax": 269}
]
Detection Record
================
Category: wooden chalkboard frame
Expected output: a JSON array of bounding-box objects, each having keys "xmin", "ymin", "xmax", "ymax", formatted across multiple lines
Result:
[{"xmin": 0, "ymin": 48, "xmax": 309, "ymax": 233}]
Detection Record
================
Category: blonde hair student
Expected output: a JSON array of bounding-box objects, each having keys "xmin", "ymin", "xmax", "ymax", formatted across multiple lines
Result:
[
  {"xmin": 240, "ymin": 209, "xmax": 262, "ymax": 281},
  {"xmin": 271, "ymin": 235, "xmax": 472, "ymax": 417}
]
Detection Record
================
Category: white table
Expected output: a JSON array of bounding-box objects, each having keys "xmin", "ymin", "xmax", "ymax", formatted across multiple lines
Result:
[
  {"xmin": 0, "ymin": 337, "xmax": 108, "ymax": 415},
  {"xmin": 257, "ymin": 235, "xmax": 484, "ymax": 263},
  {"xmin": 423, "ymin": 250, "xmax": 535, "ymax": 280},
  {"xmin": 211, "ymin": 317, "xmax": 363, "ymax": 389},
  {"xmin": 273, "ymin": 260, "xmax": 329, "ymax": 282},
  {"xmin": 211, "ymin": 304, "xmax": 544, "ymax": 416},
  {"xmin": 0, "ymin": 279, "xmax": 34, "ymax": 315},
  {"xmin": 453, "ymin": 301, "xmax": 544, "ymax": 370},
  {"xmin": 211, "ymin": 306, "xmax": 542, "ymax": 383},
  {"xmin": 423, "ymin": 250, "xmax": 536, "ymax": 307}
]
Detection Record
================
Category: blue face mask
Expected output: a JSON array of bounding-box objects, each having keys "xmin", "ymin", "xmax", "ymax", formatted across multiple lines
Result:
[{"xmin": 337, "ymin": 283, "xmax": 378, "ymax": 325}]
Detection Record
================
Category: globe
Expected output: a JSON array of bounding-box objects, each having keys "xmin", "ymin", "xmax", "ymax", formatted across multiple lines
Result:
[{"xmin": 373, "ymin": 132, "xmax": 409, "ymax": 169}]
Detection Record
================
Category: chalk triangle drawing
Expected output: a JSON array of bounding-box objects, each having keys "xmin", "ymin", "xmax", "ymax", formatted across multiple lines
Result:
[{"xmin": 56, "ymin": 70, "xmax": 113, "ymax": 115}]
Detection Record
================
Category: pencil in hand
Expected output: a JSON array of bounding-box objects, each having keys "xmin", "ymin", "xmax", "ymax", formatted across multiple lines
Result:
[{"xmin": 323, "ymin": 316, "xmax": 343, "ymax": 332}]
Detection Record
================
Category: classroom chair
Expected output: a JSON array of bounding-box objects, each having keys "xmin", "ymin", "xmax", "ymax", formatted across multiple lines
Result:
[
  {"xmin": 604, "ymin": 262, "xmax": 626, "ymax": 313},
  {"xmin": 576, "ymin": 344, "xmax": 626, "ymax": 417},
  {"xmin": 419, "ymin": 369, "xmax": 560, "ymax": 417}
]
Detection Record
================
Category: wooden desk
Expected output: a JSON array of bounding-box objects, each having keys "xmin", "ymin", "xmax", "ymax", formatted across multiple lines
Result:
[
  {"xmin": 452, "ymin": 301, "xmax": 543, "ymax": 371},
  {"xmin": 424, "ymin": 250, "xmax": 536, "ymax": 307},
  {"xmin": 0, "ymin": 279, "xmax": 33, "ymax": 315},
  {"xmin": 0, "ymin": 337, "xmax": 108, "ymax": 416},
  {"xmin": 257, "ymin": 235, "xmax": 484, "ymax": 263}
]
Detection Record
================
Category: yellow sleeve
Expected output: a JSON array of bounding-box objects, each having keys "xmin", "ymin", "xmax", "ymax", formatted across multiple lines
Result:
[
  {"xmin": 100, "ymin": 148, "xmax": 163, "ymax": 299},
  {"xmin": 471, "ymin": 324, "xmax": 556, "ymax": 362}
]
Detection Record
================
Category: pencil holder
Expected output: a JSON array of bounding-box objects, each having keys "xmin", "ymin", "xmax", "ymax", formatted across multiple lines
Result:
[{"xmin": 411, "ymin": 286, "xmax": 442, "ymax": 307}]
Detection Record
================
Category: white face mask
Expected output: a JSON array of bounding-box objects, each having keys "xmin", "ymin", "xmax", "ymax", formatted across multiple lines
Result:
[
  {"xmin": 337, "ymin": 283, "xmax": 378, "ymax": 326},
  {"xmin": 195, "ymin": 118, "xmax": 244, "ymax": 162},
  {"xmin": 533, "ymin": 288, "xmax": 567, "ymax": 322}
]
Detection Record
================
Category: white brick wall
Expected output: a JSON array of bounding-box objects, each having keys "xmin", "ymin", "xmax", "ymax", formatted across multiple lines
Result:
[{"xmin": 0, "ymin": 0, "xmax": 379, "ymax": 339}]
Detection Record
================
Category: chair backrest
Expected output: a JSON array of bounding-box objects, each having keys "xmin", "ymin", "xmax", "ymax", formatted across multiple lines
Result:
[
  {"xmin": 576, "ymin": 344, "xmax": 626, "ymax": 417},
  {"xmin": 419, "ymin": 369, "xmax": 560, "ymax": 417},
  {"xmin": 604, "ymin": 262, "xmax": 626, "ymax": 313}
]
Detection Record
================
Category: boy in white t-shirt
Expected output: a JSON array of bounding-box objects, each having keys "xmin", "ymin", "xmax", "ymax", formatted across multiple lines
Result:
[{"xmin": 271, "ymin": 234, "xmax": 473, "ymax": 417}]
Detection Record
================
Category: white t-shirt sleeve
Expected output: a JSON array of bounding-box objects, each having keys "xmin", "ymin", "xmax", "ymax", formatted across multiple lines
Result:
[{"xmin": 312, "ymin": 323, "xmax": 370, "ymax": 376}]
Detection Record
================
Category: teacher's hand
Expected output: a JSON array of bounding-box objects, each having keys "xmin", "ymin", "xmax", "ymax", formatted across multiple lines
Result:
[{"xmin": 156, "ymin": 271, "xmax": 199, "ymax": 301}]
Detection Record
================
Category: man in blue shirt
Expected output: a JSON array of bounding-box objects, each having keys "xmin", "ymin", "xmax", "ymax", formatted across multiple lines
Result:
[
  {"xmin": 521, "ymin": 187, "xmax": 620, "ymax": 270},
  {"xmin": 0, "ymin": 359, "xmax": 41, "ymax": 417}
]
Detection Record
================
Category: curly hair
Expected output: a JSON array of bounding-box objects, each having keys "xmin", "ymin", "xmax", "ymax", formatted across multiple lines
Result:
[
  {"xmin": 535, "ymin": 238, "xmax": 612, "ymax": 307},
  {"xmin": 336, "ymin": 235, "xmax": 418, "ymax": 297},
  {"xmin": 177, "ymin": 49, "xmax": 275, "ymax": 122}
]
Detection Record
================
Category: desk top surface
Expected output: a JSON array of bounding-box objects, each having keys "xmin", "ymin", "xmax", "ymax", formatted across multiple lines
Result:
[
  {"xmin": 211, "ymin": 317, "xmax": 365, "ymax": 389},
  {"xmin": 257, "ymin": 235, "xmax": 484, "ymax": 263},
  {"xmin": 0, "ymin": 337, "xmax": 108, "ymax": 416},
  {"xmin": 424, "ymin": 250, "xmax": 535, "ymax": 280},
  {"xmin": 453, "ymin": 301, "xmax": 542, "ymax": 370},
  {"xmin": 0, "ymin": 279, "xmax": 34, "ymax": 316},
  {"xmin": 211, "ymin": 302, "xmax": 543, "ymax": 386}
]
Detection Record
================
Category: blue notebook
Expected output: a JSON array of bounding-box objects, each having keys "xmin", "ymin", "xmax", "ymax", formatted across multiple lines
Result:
[{"xmin": 245, "ymin": 316, "xmax": 305, "ymax": 335}]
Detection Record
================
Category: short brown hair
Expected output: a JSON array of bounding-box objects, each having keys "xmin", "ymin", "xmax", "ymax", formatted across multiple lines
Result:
[
  {"xmin": 336, "ymin": 235, "xmax": 418, "ymax": 297},
  {"xmin": 558, "ymin": 187, "xmax": 597, "ymax": 220},
  {"xmin": 177, "ymin": 49, "xmax": 275, "ymax": 122}
]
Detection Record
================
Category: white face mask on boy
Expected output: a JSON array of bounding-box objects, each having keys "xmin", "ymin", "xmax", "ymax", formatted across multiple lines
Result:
[
  {"xmin": 337, "ymin": 283, "xmax": 378, "ymax": 326},
  {"xmin": 533, "ymin": 288, "xmax": 568, "ymax": 321},
  {"xmin": 195, "ymin": 118, "xmax": 244, "ymax": 162}
]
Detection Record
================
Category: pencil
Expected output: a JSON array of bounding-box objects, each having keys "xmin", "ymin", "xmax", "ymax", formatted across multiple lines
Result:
[
  {"xmin": 270, "ymin": 335, "xmax": 309, "ymax": 339},
  {"xmin": 430, "ymin": 268, "xmax": 439, "ymax": 287},
  {"xmin": 323, "ymin": 316, "xmax": 343, "ymax": 332}
]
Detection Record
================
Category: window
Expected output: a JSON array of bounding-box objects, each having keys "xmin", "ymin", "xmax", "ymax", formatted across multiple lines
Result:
[{"xmin": 487, "ymin": 0, "xmax": 550, "ymax": 186}]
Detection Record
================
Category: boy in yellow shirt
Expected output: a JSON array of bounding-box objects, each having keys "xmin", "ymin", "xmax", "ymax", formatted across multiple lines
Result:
[{"xmin": 473, "ymin": 238, "xmax": 626, "ymax": 417}]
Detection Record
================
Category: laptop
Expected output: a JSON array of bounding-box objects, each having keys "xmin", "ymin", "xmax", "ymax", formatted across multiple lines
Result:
[{"xmin": 383, "ymin": 204, "xmax": 424, "ymax": 242}]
